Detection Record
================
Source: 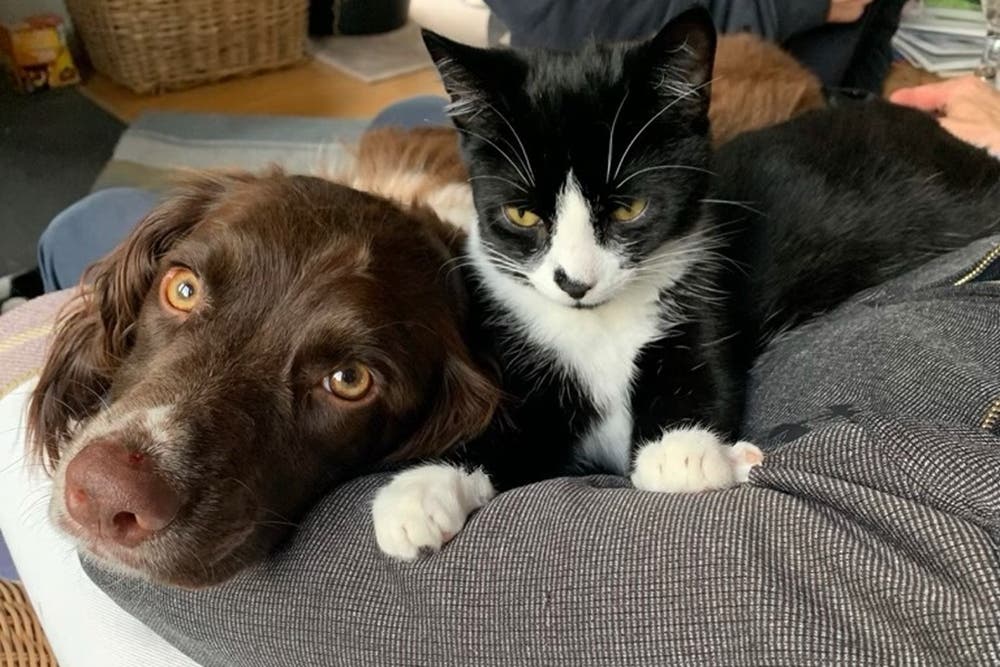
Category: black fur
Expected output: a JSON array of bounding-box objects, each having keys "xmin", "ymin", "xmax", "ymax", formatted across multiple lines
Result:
[
  {"xmin": 423, "ymin": 11, "xmax": 714, "ymax": 279},
  {"xmin": 425, "ymin": 10, "xmax": 1000, "ymax": 490}
]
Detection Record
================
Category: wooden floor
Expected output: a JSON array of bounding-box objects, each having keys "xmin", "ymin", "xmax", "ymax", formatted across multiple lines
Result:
[
  {"xmin": 81, "ymin": 57, "xmax": 936, "ymax": 126},
  {"xmin": 80, "ymin": 59, "xmax": 445, "ymax": 123}
]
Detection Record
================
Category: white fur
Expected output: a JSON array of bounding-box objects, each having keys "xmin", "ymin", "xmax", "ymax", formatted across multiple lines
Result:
[
  {"xmin": 347, "ymin": 170, "xmax": 477, "ymax": 232},
  {"xmin": 373, "ymin": 463, "xmax": 496, "ymax": 561},
  {"xmin": 471, "ymin": 218, "xmax": 701, "ymax": 475},
  {"xmin": 423, "ymin": 182, "xmax": 477, "ymax": 231},
  {"xmin": 630, "ymin": 426, "xmax": 763, "ymax": 493},
  {"xmin": 526, "ymin": 171, "xmax": 624, "ymax": 307},
  {"xmin": 50, "ymin": 402, "xmax": 184, "ymax": 536}
]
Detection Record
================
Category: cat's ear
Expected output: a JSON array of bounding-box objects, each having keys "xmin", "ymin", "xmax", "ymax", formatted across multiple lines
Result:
[
  {"xmin": 421, "ymin": 29, "xmax": 522, "ymax": 127},
  {"xmin": 633, "ymin": 7, "xmax": 717, "ymax": 118}
]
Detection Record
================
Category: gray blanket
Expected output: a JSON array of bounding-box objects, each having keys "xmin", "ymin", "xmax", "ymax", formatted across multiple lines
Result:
[{"xmin": 88, "ymin": 237, "xmax": 1000, "ymax": 665}]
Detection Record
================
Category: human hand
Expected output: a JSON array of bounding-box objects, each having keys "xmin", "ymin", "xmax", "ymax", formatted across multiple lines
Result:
[
  {"xmin": 890, "ymin": 75, "xmax": 1000, "ymax": 154},
  {"xmin": 827, "ymin": 0, "xmax": 875, "ymax": 23}
]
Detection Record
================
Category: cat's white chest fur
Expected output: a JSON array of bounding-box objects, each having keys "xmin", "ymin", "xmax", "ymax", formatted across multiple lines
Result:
[{"xmin": 469, "ymin": 227, "xmax": 676, "ymax": 474}]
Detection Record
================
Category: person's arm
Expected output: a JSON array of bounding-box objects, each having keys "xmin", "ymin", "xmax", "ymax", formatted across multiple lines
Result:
[
  {"xmin": 891, "ymin": 76, "xmax": 1000, "ymax": 155},
  {"xmin": 723, "ymin": 0, "xmax": 828, "ymax": 42},
  {"xmin": 825, "ymin": 0, "xmax": 875, "ymax": 24}
]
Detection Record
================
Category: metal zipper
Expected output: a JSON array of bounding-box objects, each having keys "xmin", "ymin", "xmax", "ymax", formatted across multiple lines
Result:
[
  {"xmin": 954, "ymin": 245, "xmax": 1000, "ymax": 430},
  {"xmin": 954, "ymin": 244, "xmax": 1000, "ymax": 285},
  {"xmin": 982, "ymin": 399, "xmax": 1000, "ymax": 431}
]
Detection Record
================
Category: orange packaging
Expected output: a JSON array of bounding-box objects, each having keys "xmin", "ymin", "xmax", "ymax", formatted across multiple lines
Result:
[{"xmin": 0, "ymin": 14, "xmax": 80, "ymax": 93}]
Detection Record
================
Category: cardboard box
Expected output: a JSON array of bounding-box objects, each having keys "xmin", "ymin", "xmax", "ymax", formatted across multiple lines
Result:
[{"xmin": 1, "ymin": 14, "xmax": 80, "ymax": 93}]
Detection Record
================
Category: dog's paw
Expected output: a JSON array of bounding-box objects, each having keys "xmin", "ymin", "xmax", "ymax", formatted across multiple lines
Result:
[
  {"xmin": 372, "ymin": 464, "xmax": 495, "ymax": 561},
  {"xmin": 630, "ymin": 426, "xmax": 764, "ymax": 493}
]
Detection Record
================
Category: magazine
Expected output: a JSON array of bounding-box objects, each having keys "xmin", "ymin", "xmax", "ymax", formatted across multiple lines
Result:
[{"xmin": 895, "ymin": 0, "xmax": 986, "ymax": 74}]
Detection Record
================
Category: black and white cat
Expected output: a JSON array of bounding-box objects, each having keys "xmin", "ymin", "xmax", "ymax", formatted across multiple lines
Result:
[{"xmin": 372, "ymin": 9, "xmax": 1000, "ymax": 560}]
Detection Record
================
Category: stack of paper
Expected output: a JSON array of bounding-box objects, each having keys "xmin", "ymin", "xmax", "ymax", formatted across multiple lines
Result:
[{"xmin": 893, "ymin": 0, "xmax": 987, "ymax": 75}]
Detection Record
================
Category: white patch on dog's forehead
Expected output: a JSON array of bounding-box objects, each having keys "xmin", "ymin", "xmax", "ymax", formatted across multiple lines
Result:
[{"xmin": 58, "ymin": 403, "xmax": 184, "ymax": 471}]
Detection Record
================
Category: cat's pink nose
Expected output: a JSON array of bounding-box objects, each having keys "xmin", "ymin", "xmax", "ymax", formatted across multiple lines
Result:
[
  {"xmin": 64, "ymin": 439, "xmax": 182, "ymax": 547},
  {"xmin": 554, "ymin": 267, "xmax": 593, "ymax": 300}
]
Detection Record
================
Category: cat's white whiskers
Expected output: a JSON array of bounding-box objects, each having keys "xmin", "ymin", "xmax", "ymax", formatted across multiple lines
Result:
[
  {"xmin": 481, "ymin": 243, "xmax": 527, "ymax": 275},
  {"xmin": 484, "ymin": 255, "xmax": 524, "ymax": 272},
  {"xmin": 440, "ymin": 254, "xmax": 482, "ymax": 280},
  {"xmin": 468, "ymin": 175, "xmax": 528, "ymax": 193},
  {"xmin": 699, "ymin": 198, "xmax": 763, "ymax": 215},
  {"xmin": 637, "ymin": 246, "xmax": 714, "ymax": 266},
  {"xmin": 612, "ymin": 78, "xmax": 715, "ymax": 180},
  {"xmin": 451, "ymin": 126, "xmax": 531, "ymax": 188},
  {"xmin": 484, "ymin": 102, "xmax": 535, "ymax": 186},
  {"xmin": 606, "ymin": 90, "xmax": 629, "ymax": 183},
  {"xmin": 616, "ymin": 163, "xmax": 715, "ymax": 188}
]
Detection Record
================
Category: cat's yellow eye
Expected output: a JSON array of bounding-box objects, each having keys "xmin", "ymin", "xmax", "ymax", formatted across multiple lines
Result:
[
  {"xmin": 611, "ymin": 198, "xmax": 649, "ymax": 223},
  {"xmin": 503, "ymin": 205, "xmax": 542, "ymax": 228},
  {"xmin": 161, "ymin": 267, "xmax": 201, "ymax": 314}
]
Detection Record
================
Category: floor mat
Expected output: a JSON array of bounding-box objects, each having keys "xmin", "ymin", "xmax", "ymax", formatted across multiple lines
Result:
[
  {"xmin": 311, "ymin": 21, "xmax": 432, "ymax": 82},
  {"xmin": 0, "ymin": 83, "xmax": 125, "ymax": 276}
]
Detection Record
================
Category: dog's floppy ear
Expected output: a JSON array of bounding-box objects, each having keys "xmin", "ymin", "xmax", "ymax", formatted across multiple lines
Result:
[
  {"xmin": 390, "ymin": 346, "xmax": 500, "ymax": 462},
  {"xmin": 28, "ymin": 177, "xmax": 230, "ymax": 470}
]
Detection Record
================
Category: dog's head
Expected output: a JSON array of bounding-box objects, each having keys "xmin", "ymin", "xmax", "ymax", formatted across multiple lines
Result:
[{"xmin": 28, "ymin": 172, "xmax": 498, "ymax": 587}]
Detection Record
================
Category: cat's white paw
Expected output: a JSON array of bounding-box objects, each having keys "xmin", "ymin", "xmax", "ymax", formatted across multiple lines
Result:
[
  {"xmin": 630, "ymin": 426, "xmax": 763, "ymax": 493},
  {"xmin": 372, "ymin": 463, "xmax": 495, "ymax": 561}
]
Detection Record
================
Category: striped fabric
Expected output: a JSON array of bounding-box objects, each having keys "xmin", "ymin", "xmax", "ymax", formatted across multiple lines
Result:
[
  {"xmin": 77, "ymin": 237, "xmax": 1000, "ymax": 665},
  {"xmin": 0, "ymin": 291, "xmax": 70, "ymax": 401},
  {"xmin": 90, "ymin": 112, "xmax": 369, "ymax": 194}
]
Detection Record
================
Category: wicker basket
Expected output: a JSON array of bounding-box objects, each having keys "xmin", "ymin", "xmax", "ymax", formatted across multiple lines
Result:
[
  {"xmin": 0, "ymin": 580, "xmax": 57, "ymax": 667},
  {"xmin": 65, "ymin": 0, "xmax": 308, "ymax": 93}
]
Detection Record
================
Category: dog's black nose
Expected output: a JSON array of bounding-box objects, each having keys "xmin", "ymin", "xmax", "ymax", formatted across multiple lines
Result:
[{"xmin": 553, "ymin": 268, "xmax": 592, "ymax": 300}]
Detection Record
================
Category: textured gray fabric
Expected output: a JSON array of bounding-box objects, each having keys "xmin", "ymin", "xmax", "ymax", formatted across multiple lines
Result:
[{"xmin": 87, "ymin": 237, "xmax": 1000, "ymax": 666}]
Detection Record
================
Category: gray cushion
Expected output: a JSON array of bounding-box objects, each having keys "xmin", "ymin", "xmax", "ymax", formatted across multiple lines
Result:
[{"xmin": 87, "ymin": 237, "xmax": 1000, "ymax": 666}]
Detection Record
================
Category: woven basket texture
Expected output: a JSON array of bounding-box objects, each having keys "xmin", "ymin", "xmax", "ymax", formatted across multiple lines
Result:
[
  {"xmin": 0, "ymin": 580, "xmax": 57, "ymax": 667},
  {"xmin": 66, "ymin": 0, "xmax": 308, "ymax": 92}
]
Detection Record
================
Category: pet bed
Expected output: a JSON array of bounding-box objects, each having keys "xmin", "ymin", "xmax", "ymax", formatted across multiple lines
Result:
[{"xmin": 1, "ymin": 236, "xmax": 998, "ymax": 665}]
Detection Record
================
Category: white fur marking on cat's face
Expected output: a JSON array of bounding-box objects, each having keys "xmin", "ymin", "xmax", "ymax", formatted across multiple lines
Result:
[
  {"xmin": 527, "ymin": 171, "xmax": 624, "ymax": 307},
  {"xmin": 468, "ymin": 224, "xmax": 705, "ymax": 472}
]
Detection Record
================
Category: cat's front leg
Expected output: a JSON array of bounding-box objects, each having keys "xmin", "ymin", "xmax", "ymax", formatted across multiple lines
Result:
[
  {"xmin": 630, "ymin": 426, "xmax": 763, "ymax": 493},
  {"xmin": 372, "ymin": 463, "xmax": 496, "ymax": 560}
]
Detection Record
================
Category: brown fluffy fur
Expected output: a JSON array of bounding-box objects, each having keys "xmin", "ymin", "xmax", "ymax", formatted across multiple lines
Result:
[
  {"xmin": 27, "ymin": 167, "xmax": 497, "ymax": 587},
  {"xmin": 710, "ymin": 33, "xmax": 826, "ymax": 145}
]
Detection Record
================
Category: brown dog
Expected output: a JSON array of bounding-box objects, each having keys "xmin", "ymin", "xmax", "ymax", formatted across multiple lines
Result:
[
  {"xmin": 28, "ymin": 169, "xmax": 497, "ymax": 587},
  {"xmin": 710, "ymin": 33, "xmax": 825, "ymax": 145}
]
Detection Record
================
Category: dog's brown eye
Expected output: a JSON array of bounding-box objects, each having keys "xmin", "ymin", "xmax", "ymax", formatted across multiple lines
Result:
[
  {"xmin": 321, "ymin": 362, "xmax": 373, "ymax": 401},
  {"xmin": 161, "ymin": 268, "xmax": 201, "ymax": 313}
]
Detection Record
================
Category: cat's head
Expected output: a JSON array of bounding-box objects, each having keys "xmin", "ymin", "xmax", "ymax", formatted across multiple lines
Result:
[{"xmin": 423, "ymin": 8, "xmax": 716, "ymax": 309}]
